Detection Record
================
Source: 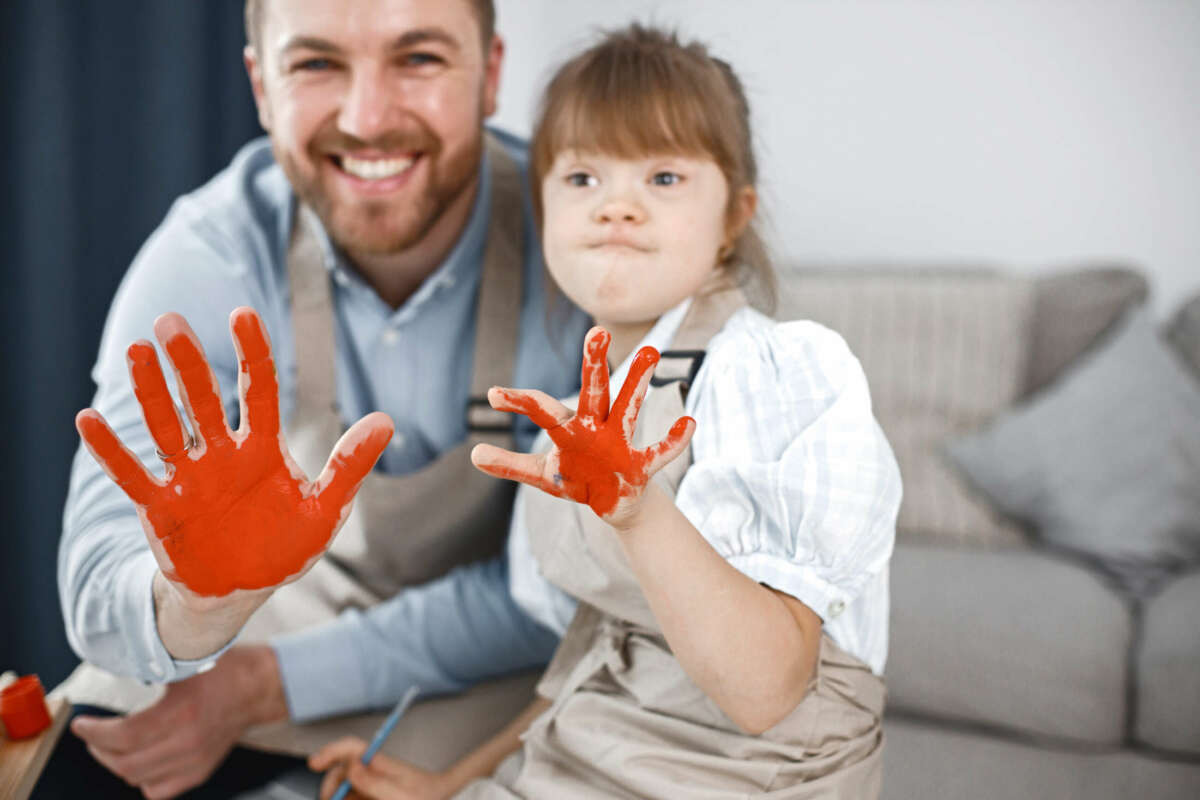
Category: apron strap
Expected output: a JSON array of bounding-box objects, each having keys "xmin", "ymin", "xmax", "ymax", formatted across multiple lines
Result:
[
  {"xmin": 650, "ymin": 284, "xmax": 748, "ymax": 392},
  {"xmin": 287, "ymin": 204, "xmax": 338, "ymax": 426},
  {"xmin": 465, "ymin": 134, "xmax": 525, "ymax": 441}
]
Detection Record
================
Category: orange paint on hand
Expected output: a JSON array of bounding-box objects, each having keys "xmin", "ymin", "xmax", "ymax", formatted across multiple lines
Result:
[
  {"xmin": 75, "ymin": 307, "xmax": 394, "ymax": 597},
  {"xmin": 476, "ymin": 327, "xmax": 694, "ymax": 520}
]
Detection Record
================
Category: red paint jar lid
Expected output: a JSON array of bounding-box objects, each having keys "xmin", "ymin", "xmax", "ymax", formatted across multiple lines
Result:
[{"xmin": 0, "ymin": 674, "xmax": 52, "ymax": 740}]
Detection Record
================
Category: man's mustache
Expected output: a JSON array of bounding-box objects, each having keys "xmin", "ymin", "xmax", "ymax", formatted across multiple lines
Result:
[{"xmin": 313, "ymin": 129, "xmax": 438, "ymax": 155}]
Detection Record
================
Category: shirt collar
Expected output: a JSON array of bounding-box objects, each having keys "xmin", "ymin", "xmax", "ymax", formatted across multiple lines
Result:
[{"xmin": 608, "ymin": 296, "xmax": 693, "ymax": 390}]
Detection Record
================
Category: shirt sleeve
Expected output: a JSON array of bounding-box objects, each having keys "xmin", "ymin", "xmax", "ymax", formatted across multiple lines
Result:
[
  {"xmin": 675, "ymin": 316, "xmax": 902, "ymax": 623},
  {"xmin": 58, "ymin": 196, "xmax": 271, "ymax": 683},
  {"xmin": 270, "ymin": 554, "xmax": 560, "ymax": 722}
]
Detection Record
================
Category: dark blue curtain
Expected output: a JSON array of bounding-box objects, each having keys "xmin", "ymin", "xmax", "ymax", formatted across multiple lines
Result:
[{"xmin": 1, "ymin": 1, "xmax": 261, "ymax": 686}]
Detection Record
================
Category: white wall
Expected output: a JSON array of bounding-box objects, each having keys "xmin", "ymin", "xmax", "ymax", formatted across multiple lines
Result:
[{"xmin": 492, "ymin": 0, "xmax": 1200, "ymax": 317}]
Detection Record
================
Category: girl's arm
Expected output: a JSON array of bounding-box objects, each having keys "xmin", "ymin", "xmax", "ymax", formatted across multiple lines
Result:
[
  {"xmin": 310, "ymin": 696, "xmax": 551, "ymax": 799},
  {"xmin": 472, "ymin": 327, "xmax": 826, "ymax": 736},
  {"xmin": 613, "ymin": 483, "xmax": 822, "ymax": 734}
]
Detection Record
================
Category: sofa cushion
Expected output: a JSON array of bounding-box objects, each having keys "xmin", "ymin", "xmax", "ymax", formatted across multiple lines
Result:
[
  {"xmin": 1027, "ymin": 265, "xmax": 1148, "ymax": 394},
  {"xmin": 887, "ymin": 542, "xmax": 1130, "ymax": 744},
  {"xmin": 777, "ymin": 269, "xmax": 1033, "ymax": 546},
  {"xmin": 1165, "ymin": 290, "xmax": 1200, "ymax": 380},
  {"xmin": 946, "ymin": 309, "xmax": 1200, "ymax": 596},
  {"xmin": 1136, "ymin": 569, "xmax": 1200, "ymax": 755}
]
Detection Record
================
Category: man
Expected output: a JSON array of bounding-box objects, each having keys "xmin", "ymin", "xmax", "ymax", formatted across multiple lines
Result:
[{"xmin": 52, "ymin": 0, "xmax": 587, "ymax": 796}]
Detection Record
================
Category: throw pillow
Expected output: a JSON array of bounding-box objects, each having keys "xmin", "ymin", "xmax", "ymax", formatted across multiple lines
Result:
[
  {"xmin": 946, "ymin": 308, "xmax": 1200, "ymax": 595},
  {"xmin": 1027, "ymin": 265, "xmax": 1148, "ymax": 394},
  {"xmin": 1165, "ymin": 289, "xmax": 1200, "ymax": 380},
  {"xmin": 777, "ymin": 268, "xmax": 1034, "ymax": 547}
]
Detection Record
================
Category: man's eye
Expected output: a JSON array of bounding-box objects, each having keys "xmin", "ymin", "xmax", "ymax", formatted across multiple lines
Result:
[
  {"xmin": 404, "ymin": 52, "xmax": 443, "ymax": 66},
  {"xmin": 651, "ymin": 172, "xmax": 682, "ymax": 186},
  {"xmin": 294, "ymin": 58, "xmax": 332, "ymax": 71},
  {"xmin": 566, "ymin": 173, "xmax": 596, "ymax": 187}
]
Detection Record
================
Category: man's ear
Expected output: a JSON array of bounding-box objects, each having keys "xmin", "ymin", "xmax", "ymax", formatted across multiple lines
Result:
[
  {"xmin": 481, "ymin": 34, "xmax": 504, "ymax": 119},
  {"xmin": 244, "ymin": 45, "xmax": 272, "ymax": 132}
]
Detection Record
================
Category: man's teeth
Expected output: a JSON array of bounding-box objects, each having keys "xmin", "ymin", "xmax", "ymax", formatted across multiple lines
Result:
[{"xmin": 340, "ymin": 155, "xmax": 415, "ymax": 180}]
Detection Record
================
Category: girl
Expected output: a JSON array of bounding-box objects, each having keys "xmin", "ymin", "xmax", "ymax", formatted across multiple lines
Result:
[{"xmin": 312, "ymin": 24, "xmax": 901, "ymax": 799}]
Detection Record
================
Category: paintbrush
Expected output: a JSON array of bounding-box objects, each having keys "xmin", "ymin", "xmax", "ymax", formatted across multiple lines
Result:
[{"xmin": 330, "ymin": 685, "xmax": 420, "ymax": 800}]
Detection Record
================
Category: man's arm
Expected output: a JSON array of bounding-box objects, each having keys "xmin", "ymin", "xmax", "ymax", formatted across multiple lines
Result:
[
  {"xmin": 271, "ymin": 553, "xmax": 559, "ymax": 721},
  {"xmin": 59, "ymin": 209, "xmax": 271, "ymax": 681}
]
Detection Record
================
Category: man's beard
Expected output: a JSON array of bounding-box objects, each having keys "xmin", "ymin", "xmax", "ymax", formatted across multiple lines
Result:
[{"xmin": 276, "ymin": 123, "xmax": 484, "ymax": 259}]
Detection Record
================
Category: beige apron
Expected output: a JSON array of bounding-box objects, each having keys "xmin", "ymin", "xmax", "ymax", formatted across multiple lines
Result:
[
  {"xmin": 58, "ymin": 135, "xmax": 542, "ymax": 771},
  {"xmin": 459, "ymin": 288, "xmax": 887, "ymax": 799}
]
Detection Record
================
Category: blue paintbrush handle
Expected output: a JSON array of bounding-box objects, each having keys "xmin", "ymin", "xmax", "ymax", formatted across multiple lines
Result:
[{"xmin": 330, "ymin": 685, "xmax": 420, "ymax": 800}]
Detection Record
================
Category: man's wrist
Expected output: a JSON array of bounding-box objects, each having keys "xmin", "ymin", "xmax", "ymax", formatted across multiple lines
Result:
[
  {"xmin": 228, "ymin": 645, "xmax": 289, "ymax": 727},
  {"xmin": 152, "ymin": 570, "xmax": 264, "ymax": 660}
]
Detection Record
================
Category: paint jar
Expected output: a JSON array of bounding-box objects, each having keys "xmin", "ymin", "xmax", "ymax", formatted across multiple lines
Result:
[{"xmin": 0, "ymin": 674, "xmax": 52, "ymax": 739}]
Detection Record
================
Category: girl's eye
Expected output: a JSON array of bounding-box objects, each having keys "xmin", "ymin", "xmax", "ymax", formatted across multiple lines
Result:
[
  {"xmin": 651, "ymin": 171, "xmax": 683, "ymax": 186},
  {"xmin": 566, "ymin": 172, "xmax": 597, "ymax": 187}
]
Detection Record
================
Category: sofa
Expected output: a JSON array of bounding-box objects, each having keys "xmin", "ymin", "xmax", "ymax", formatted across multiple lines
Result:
[{"xmin": 775, "ymin": 264, "xmax": 1200, "ymax": 800}]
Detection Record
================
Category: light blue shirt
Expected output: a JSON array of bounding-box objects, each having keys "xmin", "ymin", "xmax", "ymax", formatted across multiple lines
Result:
[{"xmin": 59, "ymin": 131, "xmax": 589, "ymax": 720}]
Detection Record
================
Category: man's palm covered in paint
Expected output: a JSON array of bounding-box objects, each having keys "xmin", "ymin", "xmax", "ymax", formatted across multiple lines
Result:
[
  {"xmin": 471, "ymin": 326, "xmax": 694, "ymax": 526},
  {"xmin": 75, "ymin": 307, "xmax": 394, "ymax": 598}
]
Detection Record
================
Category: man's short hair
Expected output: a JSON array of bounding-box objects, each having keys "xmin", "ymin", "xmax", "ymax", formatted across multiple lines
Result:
[{"xmin": 244, "ymin": 0, "xmax": 496, "ymax": 52}]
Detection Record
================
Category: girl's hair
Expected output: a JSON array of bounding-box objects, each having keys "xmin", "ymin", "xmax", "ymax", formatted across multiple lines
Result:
[{"xmin": 530, "ymin": 24, "xmax": 776, "ymax": 310}]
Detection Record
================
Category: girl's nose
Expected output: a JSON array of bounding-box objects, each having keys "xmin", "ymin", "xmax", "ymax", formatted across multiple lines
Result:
[{"xmin": 593, "ymin": 197, "xmax": 646, "ymax": 225}]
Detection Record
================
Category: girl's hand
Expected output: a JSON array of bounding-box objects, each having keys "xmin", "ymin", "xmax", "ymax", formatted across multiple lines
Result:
[
  {"xmin": 75, "ymin": 307, "xmax": 394, "ymax": 600},
  {"xmin": 310, "ymin": 737, "xmax": 454, "ymax": 800},
  {"xmin": 471, "ymin": 326, "xmax": 695, "ymax": 527}
]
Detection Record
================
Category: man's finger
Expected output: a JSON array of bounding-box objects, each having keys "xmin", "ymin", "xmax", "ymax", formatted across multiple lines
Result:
[
  {"xmin": 487, "ymin": 387, "xmax": 573, "ymax": 444},
  {"xmin": 642, "ymin": 416, "xmax": 696, "ymax": 477},
  {"xmin": 154, "ymin": 312, "xmax": 233, "ymax": 450},
  {"xmin": 230, "ymin": 307, "xmax": 281, "ymax": 440},
  {"xmin": 577, "ymin": 327, "xmax": 611, "ymax": 422},
  {"xmin": 83, "ymin": 742, "xmax": 135, "ymax": 785},
  {"xmin": 126, "ymin": 340, "xmax": 189, "ymax": 458},
  {"xmin": 610, "ymin": 346, "xmax": 659, "ymax": 442},
  {"xmin": 313, "ymin": 413, "xmax": 394, "ymax": 521},
  {"xmin": 76, "ymin": 411, "xmax": 161, "ymax": 507},
  {"xmin": 471, "ymin": 444, "xmax": 564, "ymax": 497}
]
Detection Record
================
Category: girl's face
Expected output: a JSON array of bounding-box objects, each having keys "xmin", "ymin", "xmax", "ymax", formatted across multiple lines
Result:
[{"xmin": 540, "ymin": 150, "xmax": 735, "ymax": 326}]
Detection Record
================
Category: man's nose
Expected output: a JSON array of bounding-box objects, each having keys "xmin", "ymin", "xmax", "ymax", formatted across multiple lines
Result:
[{"xmin": 338, "ymin": 68, "xmax": 400, "ymax": 143}]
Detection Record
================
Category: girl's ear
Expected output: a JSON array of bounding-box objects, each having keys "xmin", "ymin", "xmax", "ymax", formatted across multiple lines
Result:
[{"xmin": 723, "ymin": 185, "xmax": 758, "ymax": 252}]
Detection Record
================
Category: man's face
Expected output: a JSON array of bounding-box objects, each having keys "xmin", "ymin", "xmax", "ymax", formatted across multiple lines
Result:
[{"xmin": 245, "ymin": 0, "xmax": 501, "ymax": 258}]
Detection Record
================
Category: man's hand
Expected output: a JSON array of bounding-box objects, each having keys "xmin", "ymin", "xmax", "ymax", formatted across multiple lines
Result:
[
  {"xmin": 75, "ymin": 307, "xmax": 393, "ymax": 655},
  {"xmin": 70, "ymin": 645, "xmax": 288, "ymax": 800},
  {"xmin": 310, "ymin": 738, "xmax": 455, "ymax": 800},
  {"xmin": 471, "ymin": 326, "xmax": 694, "ymax": 526}
]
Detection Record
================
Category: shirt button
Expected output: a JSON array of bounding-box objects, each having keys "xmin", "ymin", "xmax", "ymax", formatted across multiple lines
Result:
[
  {"xmin": 149, "ymin": 662, "xmax": 165, "ymax": 679},
  {"xmin": 197, "ymin": 660, "xmax": 216, "ymax": 674},
  {"xmin": 390, "ymin": 431, "xmax": 407, "ymax": 450},
  {"xmin": 441, "ymin": 275, "xmax": 457, "ymax": 290},
  {"xmin": 381, "ymin": 328, "xmax": 400, "ymax": 346},
  {"xmin": 333, "ymin": 270, "xmax": 351, "ymax": 287},
  {"xmin": 827, "ymin": 600, "xmax": 846, "ymax": 619}
]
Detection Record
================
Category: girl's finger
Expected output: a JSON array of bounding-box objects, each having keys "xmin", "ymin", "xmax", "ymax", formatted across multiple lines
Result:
[
  {"xmin": 309, "ymin": 736, "xmax": 369, "ymax": 771},
  {"xmin": 75, "ymin": 410, "xmax": 161, "ymax": 506},
  {"xmin": 471, "ymin": 444, "xmax": 564, "ymax": 497},
  {"xmin": 230, "ymin": 307, "xmax": 281, "ymax": 440},
  {"xmin": 154, "ymin": 313, "xmax": 233, "ymax": 450},
  {"xmin": 126, "ymin": 340, "xmax": 189, "ymax": 459},
  {"xmin": 577, "ymin": 327, "xmax": 611, "ymax": 422},
  {"xmin": 642, "ymin": 416, "xmax": 696, "ymax": 477},
  {"xmin": 348, "ymin": 761, "xmax": 402, "ymax": 799},
  {"xmin": 487, "ymin": 386, "xmax": 573, "ymax": 436},
  {"xmin": 609, "ymin": 346, "xmax": 659, "ymax": 443},
  {"xmin": 318, "ymin": 763, "xmax": 348, "ymax": 800}
]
